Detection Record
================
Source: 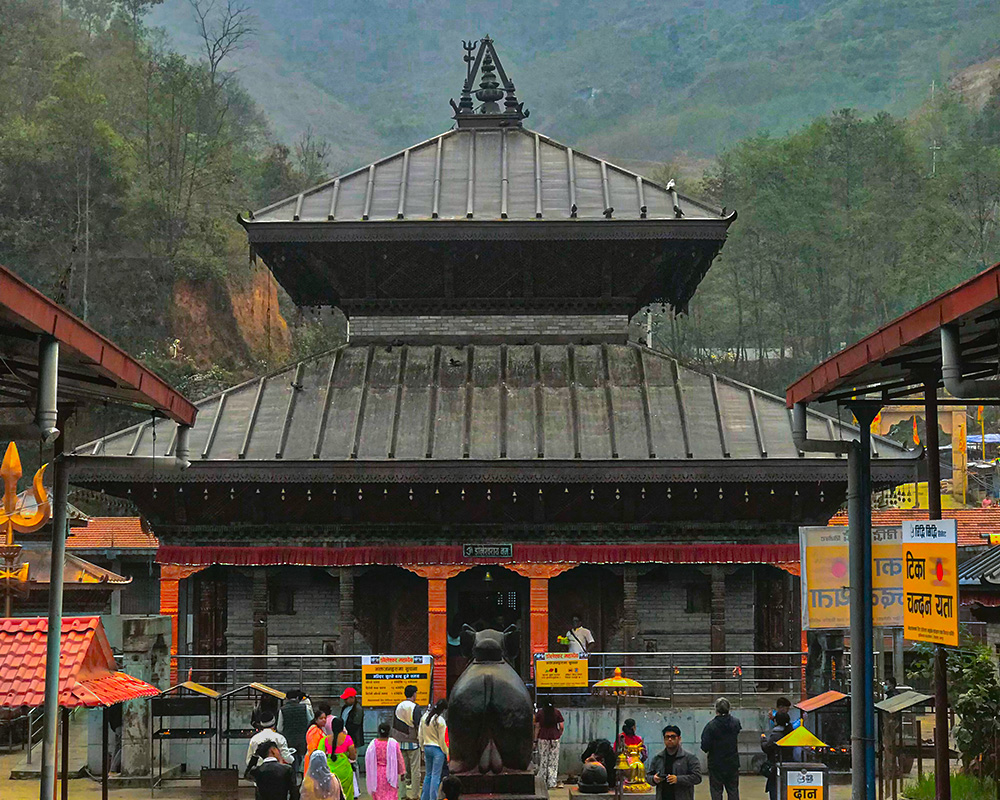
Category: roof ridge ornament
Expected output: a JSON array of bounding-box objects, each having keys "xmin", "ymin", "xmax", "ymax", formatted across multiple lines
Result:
[{"xmin": 450, "ymin": 36, "xmax": 528, "ymax": 129}]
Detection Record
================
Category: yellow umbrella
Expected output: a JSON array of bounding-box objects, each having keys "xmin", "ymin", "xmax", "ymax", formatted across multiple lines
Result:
[
  {"xmin": 592, "ymin": 667, "xmax": 644, "ymax": 697},
  {"xmin": 592, "ymin": 668, "xmax": 644, "ymax": 800},
  {"xmin": 775, "ymin": 725, "xmax": 828, "ymax": 749}
]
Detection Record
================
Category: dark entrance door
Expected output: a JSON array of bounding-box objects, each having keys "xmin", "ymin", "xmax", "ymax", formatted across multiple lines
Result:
[
  {"xmin": 447, "ymin": 566, "xmax": 528, "ymax": 691},
  {"xmin": 193, "ymin": 566, "xmax": 228, "ymax": 687}
]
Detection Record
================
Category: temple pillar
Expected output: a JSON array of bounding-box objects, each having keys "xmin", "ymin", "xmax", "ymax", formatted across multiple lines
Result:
[
  {"xmin": 252, "ymin": 569, "xmax": 269, "ymax": 680},
  {"xmin": 508, "ymin": 564, "xmax": 575, "ymax": 660},
  {"xmin": 710, "ymin": 565, "xmax": 726, "ymax": 694},
  {"xmin": 404, "ymin": 566, "xmax": 470, "ymax": 700},
  {"xmin": 339, "ymin": 567, "xmax": 355, "ymax": 654},
  {"xmin": 623, "ymin": 565, "xmax": 638, "ymax": 654},
  {"xmin": 159, "ymin": 564, "xmax": 208, "ymax": 685}
]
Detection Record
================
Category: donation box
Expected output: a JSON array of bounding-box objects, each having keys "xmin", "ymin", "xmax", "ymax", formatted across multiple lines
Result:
[{"xmin": 780, "ymin": 764, "xmax": 828, "ymax": 800}]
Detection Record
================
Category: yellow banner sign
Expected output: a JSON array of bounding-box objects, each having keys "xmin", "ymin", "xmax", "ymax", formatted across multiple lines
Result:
[
  {"xmin": 361, "ymin": 656, "xmax": 433, "ymax": 707},
  {"xmin": 800, "ymin": 527, "xmax": 903, "ymax": 629},
  {"xmin": 535, "ymin": 653, "xmax": 589, "ymax": 688},
  {"xmin": 786, "ymin": 769, "xmax": 824, "ymax": 800},
  {"xmin": 903, "ymin": 520, "xmax": 958, "ymax": 647}
]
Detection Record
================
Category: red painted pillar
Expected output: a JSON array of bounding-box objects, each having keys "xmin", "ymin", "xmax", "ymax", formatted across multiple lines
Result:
[
  {"xmin": 406, "ymin": 566, "xmax": 470, "ymax": 700},
  {"xmin": 159, "ymin": 564, "xmax": 207, "ymax": 685}
]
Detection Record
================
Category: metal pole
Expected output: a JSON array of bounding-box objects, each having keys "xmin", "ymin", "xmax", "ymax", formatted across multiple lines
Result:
[
  {"xmin": 846, "ymin": 401, "xmax": 878, "ymax": 800},
  {"xmin": 859, "ymin": 416, "xmax": 877, "ymax": 800},
  {"xmin": 60, "ymin": 707, "xmax": 69, "ymax": 800},
  {"xmin": 39, "ymin": 451, "xmax": 68, "ymax": 800},
  {"xmin": 102, "ymin": 706, "xmax": 109, "ymax": 800},
  {"xmin": 27, "ymin": 709, "xmax": 32, "ymax": 765},
  {"xmin": 925, "ymin": 385, "xmax": 951, "ymax": 800}
]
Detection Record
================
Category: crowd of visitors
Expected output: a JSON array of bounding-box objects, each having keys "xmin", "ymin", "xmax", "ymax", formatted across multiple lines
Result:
[{"xmin": 246, "ymin": 679, "xmax": 795, "ymax": 800}]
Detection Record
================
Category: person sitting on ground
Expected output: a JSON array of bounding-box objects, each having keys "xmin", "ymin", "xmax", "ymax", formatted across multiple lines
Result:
[
  {"xmin": 581, "ymin": 738, "xmax": 617, "ymax": 788},
  {"xmin": 441, "ymin": 775, "xmax": 462, "ymax": 800},
  {"xmin": 648, "ymin": 726, "xmax": 702, "ymax": 800},
  {"xmin": 252, "ymin": 742, "xmax": 300, "ymax": 800},
  {"xmin": 617, "ymin": 719, "xmax": 651, "ymax": 792}
]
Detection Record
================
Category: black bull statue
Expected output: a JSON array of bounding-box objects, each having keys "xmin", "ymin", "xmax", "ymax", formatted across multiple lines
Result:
[{"xmin": 448, "ymin": 625, "xmax": 535, "ymax": 774}]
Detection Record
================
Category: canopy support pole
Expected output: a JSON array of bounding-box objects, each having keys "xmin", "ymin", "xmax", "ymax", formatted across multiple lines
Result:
[
  {"xmin": 102, "ymin": 705, "xmax": 109, "ymax": 800},
  {"xmin": 39, "ymin": 442, "xmax": 68, "ymax": 800},
  {"xmin": 846, "ymin": 402, "xmax": 879, "ymax": 800},
  {"xmin": 924, "ymin": 384, "xmax": 951, "ymax": 800}
]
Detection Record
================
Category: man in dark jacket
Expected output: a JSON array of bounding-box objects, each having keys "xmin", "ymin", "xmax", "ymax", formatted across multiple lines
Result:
[
  {"xmin": 277, "ymin": 690, "xmax": 312, "ymax": 777},
  {"xmin": 252, "ymin": 742, "xmax": 300, "ymax": 800},
  {"xmin": 700, "ymin": 697, "xmax": 742, "ymax": 800},
  {"xmin": 340, "ymin": 687, "xmax": 365, "ymax": 747},
  {"xmin": 648, "ymin": 725, "xmax": 702, "ymax": 800}
]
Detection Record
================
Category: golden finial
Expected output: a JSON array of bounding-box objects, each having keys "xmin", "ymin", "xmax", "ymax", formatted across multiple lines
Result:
[{"xmin": 0, "ymin": 442, "xmax": 50, "ymax": 546}]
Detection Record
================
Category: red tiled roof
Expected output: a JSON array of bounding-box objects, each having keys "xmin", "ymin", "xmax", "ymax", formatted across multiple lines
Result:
[
  {"xmin": 67, "ymin": 517, "xmax": 158, "ymax": 550},
  {"xmin": 0, "ymin": 617, "xmax": 159, "ymax": 708},
  {"xmin": 829, "ymin": 508, "xmax": 1000, "ymax": 548}
]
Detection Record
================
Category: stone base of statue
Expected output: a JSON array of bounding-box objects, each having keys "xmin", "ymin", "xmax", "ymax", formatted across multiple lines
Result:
[{"xmin": 455, "ymin": 772, "xmax": 548, "ymax": 800}]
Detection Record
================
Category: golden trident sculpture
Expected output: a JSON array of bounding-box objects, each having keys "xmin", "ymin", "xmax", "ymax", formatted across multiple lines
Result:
[{"xmin": 0, "ymin": 442, "xmax": 51, "ymax": 616}]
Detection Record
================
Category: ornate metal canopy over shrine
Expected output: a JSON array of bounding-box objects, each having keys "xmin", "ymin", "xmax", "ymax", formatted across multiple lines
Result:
[{"xmin": 240, "ymin": 39, "xmax": 734, "ymax": 316}]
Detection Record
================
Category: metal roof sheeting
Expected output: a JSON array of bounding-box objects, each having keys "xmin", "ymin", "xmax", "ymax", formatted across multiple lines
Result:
[
  {"xmin": 958, "ymin": 544, "xmax": 1000, "ymax": 585},
  {"xmin": 873, "ymin": 690, "xmax": 933, "ymax": 714},
  {"xmin": 78, "ymin": 343, "xmax": 905, "ymax": 465},
  {"xmin": 249, "ymin": 129, "xmax": 727, "ymax": 224}
]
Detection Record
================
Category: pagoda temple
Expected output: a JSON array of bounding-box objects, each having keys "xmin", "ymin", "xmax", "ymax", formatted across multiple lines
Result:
[{"xmin": 75, "ymin": 39, "xmax": 913, "ymax": 697}]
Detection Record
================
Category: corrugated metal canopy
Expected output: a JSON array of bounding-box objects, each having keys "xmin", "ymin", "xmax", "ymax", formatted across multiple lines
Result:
[
  {"xmin": 787, "ymin": 263, "xmax": 1000, "ymax": 407},
  {"xmin": 874, "ymin": 690, "xmax": 933, "ymax": 714},
  {"xmin": 74, "ymin": 342, "xmax": 910, "ymax": 480},
  {"xmin": 246, "ymin": 128, "xmax": 730, "ymax": 227},
  {"xmin": 959, "ymin": 544, "xmax": 1000, "ymax": 585},
  {"xmin": 0, "ymin": 263, "xmax": 196, "ymax": 425}
]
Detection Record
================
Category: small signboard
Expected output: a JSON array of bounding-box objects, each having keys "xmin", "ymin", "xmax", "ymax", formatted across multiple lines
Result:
[
  {"xmin": 534, "ymin": 653, "xmax": 589, "ymax": 688},
  {"xmin": 903, "ymin": 519, "xmax": 958, "ymax": 647},
  {"xmin": 360, "ymin": 656, "xmax": 433, "ymax": 707},
  {"xmin": 799, "ymin": 526, "xmax": 903, "ymax": 629},
  {"xmin": 462, "ymin": 544, "xmax": 513, "ymax": 559},
  {"xmin": 786, "ymin": 769, "xmax": 824, "ymax": 800}
]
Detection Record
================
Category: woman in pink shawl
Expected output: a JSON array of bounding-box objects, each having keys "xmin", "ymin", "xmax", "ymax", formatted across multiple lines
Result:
[{"xmin": 365, "ymin": 722, "xmax": 405, "ymax": 800}]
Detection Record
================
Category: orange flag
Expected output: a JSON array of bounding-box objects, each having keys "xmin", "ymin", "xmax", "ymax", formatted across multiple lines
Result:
[{"xmin": 913, "ymin": 415, "xmax": 921, "ymax": 445}]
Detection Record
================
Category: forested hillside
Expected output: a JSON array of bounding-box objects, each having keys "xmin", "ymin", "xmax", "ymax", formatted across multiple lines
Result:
[
  {"xmin": 2, "ymin": 0, "xmax": 1000, "ymax": 430},
  {"xmin": 149, "ymin": 0, "xmax": 1000, "ymax": 170},
  {"xmin": 0, "ymin": 0, "xmax": 341, "ymax": 408}
]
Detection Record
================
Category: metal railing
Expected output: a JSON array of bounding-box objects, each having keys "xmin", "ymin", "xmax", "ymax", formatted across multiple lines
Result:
[
  {"xmin": 175, "ymin": 650, "xmax": 807, "ymax": 706},
  {"xmin": 175, "ymin": 653, "xmax": 361, "ymax": 695}
]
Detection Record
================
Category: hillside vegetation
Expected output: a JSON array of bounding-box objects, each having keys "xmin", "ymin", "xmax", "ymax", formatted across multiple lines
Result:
[
  {"xmin": 150, "ymin": 0, "xmax": 1000, "ymax": 171},
  {"xmin": 1, "ymin": 0, "xmax": 1000, "ymax": 440}
]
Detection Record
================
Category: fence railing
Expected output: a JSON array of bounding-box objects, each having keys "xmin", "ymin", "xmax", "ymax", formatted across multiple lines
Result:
[{"xmin": 175, "ymin": 650, "xmax": 807, "ymax": 706}]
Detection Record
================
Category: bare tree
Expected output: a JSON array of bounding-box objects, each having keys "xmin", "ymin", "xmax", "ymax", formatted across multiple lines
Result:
[{"xmin": 188, "ymin": 0, "xmax": 255, "ymax": 89}]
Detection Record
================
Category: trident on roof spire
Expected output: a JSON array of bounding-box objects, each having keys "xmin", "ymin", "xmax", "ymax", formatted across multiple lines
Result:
[{"xmin": 450, "ymin": 36, "xmax": 528, "ymax": 128}]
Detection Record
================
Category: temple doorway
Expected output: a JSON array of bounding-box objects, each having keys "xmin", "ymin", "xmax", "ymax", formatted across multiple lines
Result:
[
  {"xmin": 192, "ymin": 566, "xmax": 228, "ymax": 687},
  {"xmin": 447, "ymin": 566, "xmax": 528, "ymax": 689},
  {"xmin": 355, "ymin": 566, "xmax": 428, "ymax": 654}
]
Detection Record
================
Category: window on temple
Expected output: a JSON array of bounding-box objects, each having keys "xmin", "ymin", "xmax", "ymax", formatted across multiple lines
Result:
[
  {"xmin": 685, "ymin": 584, "xmax": 711, "ymax": 614},
  {"xmin": 268, "ymin": 584, "xmax": 295, "ymax": 615}
]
